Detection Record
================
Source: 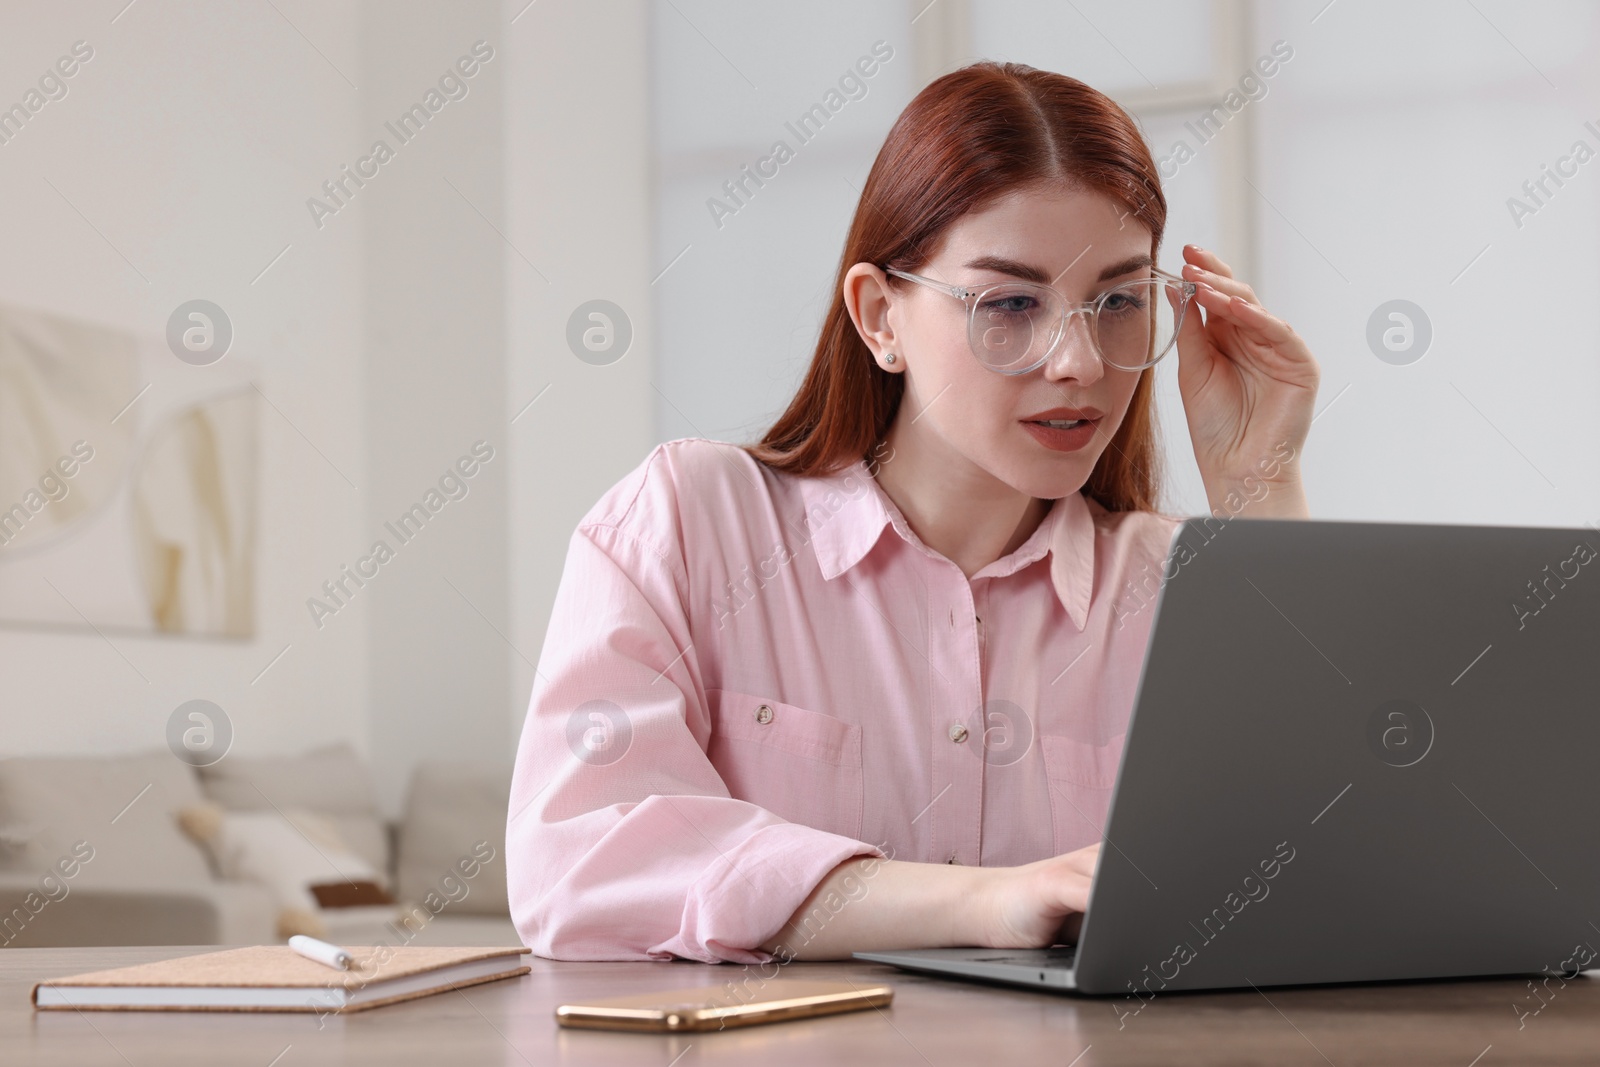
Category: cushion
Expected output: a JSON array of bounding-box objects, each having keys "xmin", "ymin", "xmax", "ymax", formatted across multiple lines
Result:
[
  {"xmin": 396, "ymin": 762, "xmax": 511, "ymax": 917},
  {"xmin": 0, "ymin": 752, "xmax": 211, "ymax": 888},
  {"xmin": 196, "ymin": 743, "xmax": 388, "ymax": 880},
  {"xmin": 177, "ymin": 802, "xmax": 395, "ymax": 939}
]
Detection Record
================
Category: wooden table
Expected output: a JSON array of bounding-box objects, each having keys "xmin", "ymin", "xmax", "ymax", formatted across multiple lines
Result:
[{"xmin": 2, "ymin": 946, "xmax": 1594, "ymax": 1065}]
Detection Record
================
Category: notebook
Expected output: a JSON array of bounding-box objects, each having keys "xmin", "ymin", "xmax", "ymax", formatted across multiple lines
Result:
[{"xmin": 32, "ymin": 945, "xmax": 532, "ymax": 1012}]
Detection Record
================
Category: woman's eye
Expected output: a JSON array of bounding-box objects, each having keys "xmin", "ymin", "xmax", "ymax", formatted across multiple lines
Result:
[
  {"xmin": 1102, "ymin": 292, "xmax": 1147, "ymax": 314},
  {"xmin": 982, "ymin": 295, "xmax": 1037, "ymax": 314}
]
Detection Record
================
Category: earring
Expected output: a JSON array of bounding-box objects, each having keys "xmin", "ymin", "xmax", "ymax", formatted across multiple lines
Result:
[{"xmin": 884, "ymin": 352, "xmax": 897, "ymax": 365}]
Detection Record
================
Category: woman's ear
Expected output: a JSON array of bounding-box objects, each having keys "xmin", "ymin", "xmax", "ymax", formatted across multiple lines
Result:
[{"xmin": 843, "ymin": 263, "xmax": 902, "ymax": 372}]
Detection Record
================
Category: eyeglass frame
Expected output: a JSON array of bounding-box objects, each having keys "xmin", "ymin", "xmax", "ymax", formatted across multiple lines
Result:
[{"xmin": 881, "ymin": 264, "xmax": 1198, "ymax": 375}]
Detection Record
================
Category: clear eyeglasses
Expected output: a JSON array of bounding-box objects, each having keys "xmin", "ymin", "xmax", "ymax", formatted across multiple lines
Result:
[{"xmin": 883, "ymin": 265, "xmax": 1198, "ymax": 374}]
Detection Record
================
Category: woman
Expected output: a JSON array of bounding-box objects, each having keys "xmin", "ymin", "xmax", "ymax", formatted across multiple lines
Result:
[{"xmin": 507, "ymin": 61, "xmax": 1318, "ymax": 963}]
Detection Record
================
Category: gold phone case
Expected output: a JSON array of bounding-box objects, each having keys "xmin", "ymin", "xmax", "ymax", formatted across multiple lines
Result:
[{"xmin": 555, "ymin": 978, "xmax": 894, "ymax": 1032}]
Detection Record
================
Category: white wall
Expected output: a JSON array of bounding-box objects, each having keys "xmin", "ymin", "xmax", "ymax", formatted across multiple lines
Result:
[
  {"xmin": 650, "ymin": 0, "xmax": 917, "ymax": 446},
  {"xmin": 0, "ymin": 0, "xmax": 570, "ymax": 814},
  {"xmin": 0, "ymin": 3, "xmax": 369, "ymax": 767},
  {"xmin": 358, "ymin": 0, "xmax": 511, "ymax": 811},
  {"xmin": 1255, "ymin": 0, "xmax": 1600, "ymax": 527},
  {"xmin": 507, "ymin": 0, "xmax": 656, "ymax": 746}
]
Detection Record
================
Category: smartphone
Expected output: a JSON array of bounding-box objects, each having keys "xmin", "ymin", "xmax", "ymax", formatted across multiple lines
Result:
[{"xmin": 555, "ymin": 978, "xmax": 894, "ymax": 1032}]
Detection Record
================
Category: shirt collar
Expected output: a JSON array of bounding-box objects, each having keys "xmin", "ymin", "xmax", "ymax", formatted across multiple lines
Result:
[{"xmin": 796, "ymin": 459, "xmax": 1097, "ymax": 630}]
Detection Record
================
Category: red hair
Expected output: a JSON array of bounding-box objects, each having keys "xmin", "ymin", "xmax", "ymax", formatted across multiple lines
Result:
[{"xmin": 744, "ymin": 61, "xmax": 1169, "ymax": 513}]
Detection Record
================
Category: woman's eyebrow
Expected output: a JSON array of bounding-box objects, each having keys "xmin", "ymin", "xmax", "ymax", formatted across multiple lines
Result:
[
  {"xmin": 962, "ymin": 253, "xmax": 1154, "ymax": 284},
  {"xmin": 962, "ymin": 255, "xmax": 1051, "ymax": 282},
  {"xmin": 1096, "ymin": 254, "xmax": 1153, "ymax": 281}
]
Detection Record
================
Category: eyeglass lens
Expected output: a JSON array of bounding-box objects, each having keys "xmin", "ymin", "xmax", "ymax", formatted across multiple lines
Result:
[{"xmin": 968, "ymin": 279, "xmax": 1185, "ymax": 373}]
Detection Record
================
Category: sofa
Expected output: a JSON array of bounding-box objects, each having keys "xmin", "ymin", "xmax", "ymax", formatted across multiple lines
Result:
[{"xmin": 0, "ymin": 744, "xmax": 519, "ymax": 949}]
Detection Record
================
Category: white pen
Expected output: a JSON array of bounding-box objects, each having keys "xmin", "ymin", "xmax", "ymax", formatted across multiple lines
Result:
[{"xmin": 288, "ymin": 934, "xmax": 353, "ymax": 971}]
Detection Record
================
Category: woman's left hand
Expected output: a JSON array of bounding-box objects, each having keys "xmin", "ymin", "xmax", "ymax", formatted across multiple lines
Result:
[{"xmin": 1171, "ymin": 244, "xmax": 1319, "ymax": 519}]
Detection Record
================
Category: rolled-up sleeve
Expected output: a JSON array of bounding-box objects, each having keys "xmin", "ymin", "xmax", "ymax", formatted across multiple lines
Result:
[{"xmin": 507, "ymin": 518, "xmax": 883, "ymax": 963}]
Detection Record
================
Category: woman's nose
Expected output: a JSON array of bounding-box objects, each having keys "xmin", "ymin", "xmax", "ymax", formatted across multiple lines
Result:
[{"xmin": 1042, "ymin": 311, "xmax": 1104, "ymax": 384}]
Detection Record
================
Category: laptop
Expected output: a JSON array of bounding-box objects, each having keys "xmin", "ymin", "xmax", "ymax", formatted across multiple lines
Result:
[{"xmin": 856, "ymin": 515, "xmax": 1600, "ymax": 998}]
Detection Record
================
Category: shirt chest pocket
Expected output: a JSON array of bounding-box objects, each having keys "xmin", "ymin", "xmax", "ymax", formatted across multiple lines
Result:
[
  {"xmin": 1040, "ymin": 733, "xmax": 1124, "ymax": 857},
  {"xmin": 706, "ymin": 689, "xmax": 864, "ymax": 842}
]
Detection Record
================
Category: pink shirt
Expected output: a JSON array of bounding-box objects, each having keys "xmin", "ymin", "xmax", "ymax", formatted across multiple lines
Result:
[{"xmin": 507, "ymin": 438, "xmax": 1182, "ymax": 963}]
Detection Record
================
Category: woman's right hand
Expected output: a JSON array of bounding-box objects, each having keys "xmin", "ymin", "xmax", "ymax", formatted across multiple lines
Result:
[{"xmin": 977, "ymin": 842, "xmax": 1101, "ymax": 948}]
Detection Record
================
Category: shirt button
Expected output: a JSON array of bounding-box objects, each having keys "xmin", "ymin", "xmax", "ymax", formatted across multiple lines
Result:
[
  {"xmin": 755, "ymin": 704, "xmax": 774, "ymax": 725},
  {"xmin": 946, "ymin": 852, "xmax": 961, "ymax": 864},
  {"xmin": 948, "ymin": 723, "xmax": 969, "ymax": 743}
]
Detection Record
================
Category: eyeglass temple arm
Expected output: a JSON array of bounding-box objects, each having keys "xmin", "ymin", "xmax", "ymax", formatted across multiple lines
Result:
[{"xmin": 882, "ymin": 268, "xmax": 975, "ymax": 299}]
